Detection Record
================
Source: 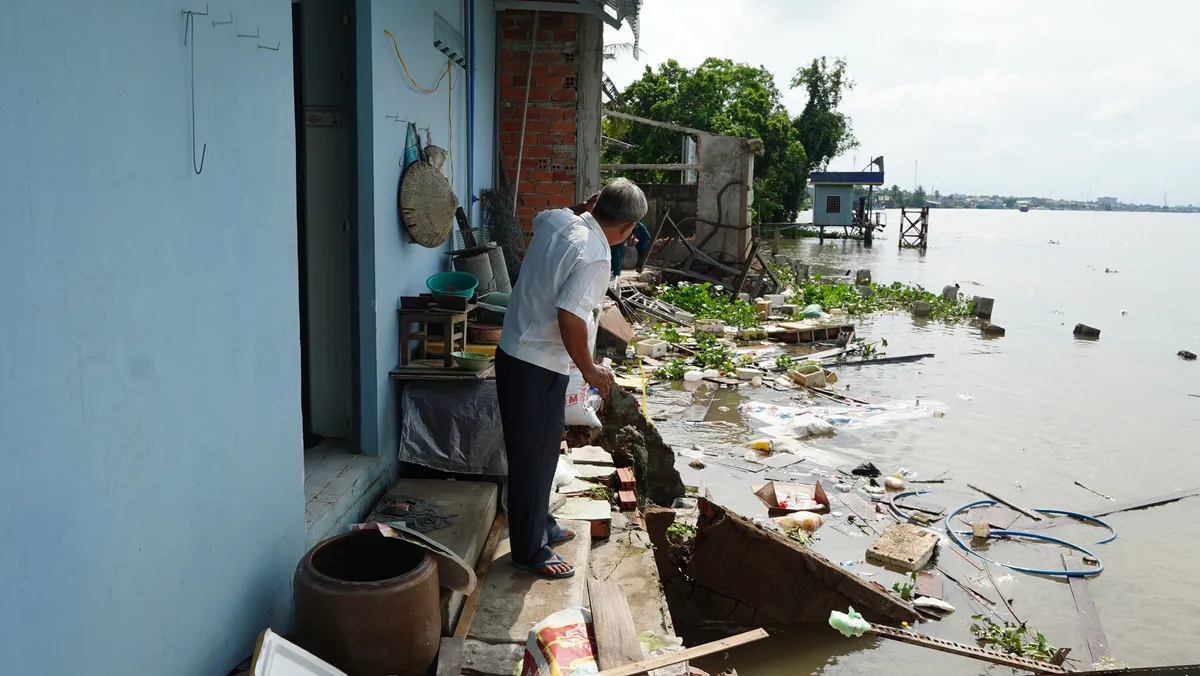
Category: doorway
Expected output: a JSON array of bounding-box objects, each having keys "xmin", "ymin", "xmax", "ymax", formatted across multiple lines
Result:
[{"xmin": 293, "ymin": 0, "xmax": 359, "ymax": 450}]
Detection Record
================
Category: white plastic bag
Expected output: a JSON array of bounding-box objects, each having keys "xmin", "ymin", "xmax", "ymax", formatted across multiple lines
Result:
[
  {"xmin": 565, "ymin": 317, "xmax": 602, "ymax": 427},
  {"xmin": 553, "ymin": 455, "xmax": 577, "ymax": 490}
]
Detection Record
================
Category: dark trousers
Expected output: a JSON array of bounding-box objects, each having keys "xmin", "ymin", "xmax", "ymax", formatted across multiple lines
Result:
[{"xmin": 495, "ymin": 348, "xmax": 569, "ymax": 566}]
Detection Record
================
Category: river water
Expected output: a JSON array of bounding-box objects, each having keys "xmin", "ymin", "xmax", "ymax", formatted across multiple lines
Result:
[{"xmin": 647, "ymin": 209, "xmax": 1200, "ymax": 673}]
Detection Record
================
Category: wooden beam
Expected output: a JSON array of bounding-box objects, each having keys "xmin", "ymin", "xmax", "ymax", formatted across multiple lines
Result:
[
  {"xmin": 587, "ymin": 578, "xmax": 644, "ymax": 670},
  {"xmin": 594, "ymin": 629, "xmax": 769, "ymax": 676},
  {"xmin": 867, "ymin": 623, "xmax": 1066, "ymax": 674},
  {"xmin": 453, "ymin": 513, "xmax": 506, "ymax": 639},
  {"xmin": 1062, "ymin": 554, "xmax": 1110, "ymax": 664},
  {"xmin": 1090, "ymin": 487, "xmax": 1200, "ymax": 518},
  {"xmin": 967, "ymin": 483, "xmax": 1043, "ymax": 521},
  {"xmin": 602, "ymin": 109, "xmax": 707, "ymax": 136},
  {"xmin": 600, "ymin": 163, "xmax": 699, "ymax": 171}
]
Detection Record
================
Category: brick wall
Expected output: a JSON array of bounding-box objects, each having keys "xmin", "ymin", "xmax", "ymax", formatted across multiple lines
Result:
[{"xmin": 497, "ymin": 10, "xmax": 581, "ymax": 239}]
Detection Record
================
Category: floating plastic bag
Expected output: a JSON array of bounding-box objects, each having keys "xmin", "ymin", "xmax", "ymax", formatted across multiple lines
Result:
[
  {"xmin": 520, "ymin": 607, "xmax": 598, "ymax": 676},
  {"xmin": 829, "ymin": 606, "xmax": 871, "ymax": 638},
  {"xmin": 553, "ymin": 456, "xmax": 578, "ymax": 490},
  {"xmin": 774, "ymin": 511, "xmax": 824, "ymax": 533},
  {"xmin": 801, "ymin": 303, "xmax": 823, "ymax": 318}
]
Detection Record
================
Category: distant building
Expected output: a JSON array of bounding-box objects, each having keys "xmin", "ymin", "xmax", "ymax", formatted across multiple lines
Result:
[{"xmin": 1096, "ymin": 196, "xmax": 1119, "ymax": 206}]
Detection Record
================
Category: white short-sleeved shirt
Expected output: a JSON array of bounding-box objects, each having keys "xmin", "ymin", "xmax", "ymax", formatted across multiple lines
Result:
[{"xmin": 499, "ymin": 208, "xmax": 611, "ymax": 375}]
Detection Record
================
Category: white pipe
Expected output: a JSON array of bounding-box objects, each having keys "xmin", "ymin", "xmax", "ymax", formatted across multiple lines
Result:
[{"xmin": 512, "ymin": 10, "xmax": 540, "ymax": 220}]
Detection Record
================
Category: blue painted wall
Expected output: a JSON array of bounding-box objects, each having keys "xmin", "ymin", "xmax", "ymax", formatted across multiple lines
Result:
[
  {"xmin": 357, "ymin": 0, "xmax": 496, "ymax": 457},
  {"xmin": 0, "ymin": 2, "xmax": 303, "ymax": 674}
]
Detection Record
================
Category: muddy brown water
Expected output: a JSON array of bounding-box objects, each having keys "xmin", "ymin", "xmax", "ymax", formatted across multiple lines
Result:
[{"xmin": 639, "ymin": 210, "xmax": 1200, "ymax": 673}]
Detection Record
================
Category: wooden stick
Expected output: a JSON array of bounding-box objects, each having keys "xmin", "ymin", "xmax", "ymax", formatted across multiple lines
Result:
[
  {"xmin": 967, "ymin": 483, "xmax": 1043, "ymax": 521},
  {"xmin": 1062, "ymin": 553, "xmax": 1110, "ymax": 664},
  {"xmin": 594, "ymin": 629, "xmax": 769, "ymax": 676},
  {"xmin": 453, "ymin": 513, "xmax": 506, "ymax": 639},
  {"xmin": 867, "ymin": 623, "xmax": 1066, "ymax": 674},
  {"xmin": 588, "ymin": 578, "xmax": 644, "ymax": 670}
]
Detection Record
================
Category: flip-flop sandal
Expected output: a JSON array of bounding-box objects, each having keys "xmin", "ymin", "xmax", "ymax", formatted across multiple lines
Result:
[
  {"xmin": 513, "ymin": 553, "xmax": 575, "ymax": 579},
  {"xmin": 548, "ymin": 525, "xmax": 576, "ymax": 546}
]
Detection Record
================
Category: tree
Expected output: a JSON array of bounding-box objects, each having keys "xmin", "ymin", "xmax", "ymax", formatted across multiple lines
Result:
[
  {"xmin": 888, "ymin": 184, "xmax": 905, "ymax": 207},
  {"xmin": 789, "ymin": 57, "xmax": 859, "ymax": 174},
  {"xmin": 905, "ymin": 185, "xmax": 928, "ymax": 208},
  {"xmin": 601, "ymin": 58, "xmax": 808, "ymax": 223}
]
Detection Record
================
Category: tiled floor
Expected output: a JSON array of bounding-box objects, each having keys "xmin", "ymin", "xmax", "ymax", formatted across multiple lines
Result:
[{"xmin": 303, "ymin": 440, "xmax": 383, "ymax": 547}]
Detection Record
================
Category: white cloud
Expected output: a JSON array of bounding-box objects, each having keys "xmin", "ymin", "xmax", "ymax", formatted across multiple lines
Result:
[{"xmin": 605, "ymin": 0, "xmax": 1200, "ymax": 204}]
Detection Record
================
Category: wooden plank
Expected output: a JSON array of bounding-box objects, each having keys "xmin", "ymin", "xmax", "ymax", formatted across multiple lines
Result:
[
  {"xmin": 1062, "ymin": 553, "xmax": 1110, "ymax": 664},
  {"xmin": 587, "ymin": 578, "xmax": 644, "ymax": 670},
  {"xmin": 1090, "ymin": 487, "xmax": 1200, "ymax": 518},
  {"xmin": 894, "ymin": 497, "xmax": 945, "ymax": 516},
  {"xmin": 982, "ymin": 505, "xmax": 1022, "ymax": 530},
  {"xmin": 594, "ymin": 629, "xmax": 769, "ymax": 676},
  {"xmin": 436, "ymin": 637, "xmax": 464, "ymax": 676},
  {"xmin": 453, "ymin": 514, "xmax": 506, "ymax": 639},
  {"xmin": 915, "ymin": 571, "xmax": 944, "ymax": 600},
  {"xmin": 759, "ymin": 453, "xmax": 804, "ymax": 469},
  {"xmin": 967, "ymin": 483, "xmax": 1043, "ymax": 521}
]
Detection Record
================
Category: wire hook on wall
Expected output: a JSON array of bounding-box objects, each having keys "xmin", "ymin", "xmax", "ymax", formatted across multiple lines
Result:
[
  {"xmin": 182, "ymin": 7, "xmax": 207, "ymax": 174},
  {"xmin": 212, "ymin": 13, "xmax": 233, "ymax": 27},
  {"xmin": 237, "ymin": 27, "xmax": 260, "ymax": 39},
  {"xmin": 258, "ymin": 41, "xmax": 281, "ymax": 51}
]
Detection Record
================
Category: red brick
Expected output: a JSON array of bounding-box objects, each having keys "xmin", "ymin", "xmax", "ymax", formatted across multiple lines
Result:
[
  {"xmin": 525, "ymin": 120, "xmax": 551, "ymax": 133},
  {"xmin": 499, "ymin": 86, "xmax": 526, "ymax": 100},
  {"xmin": 553, "ymin": 29, "xmax": 577, "ymax": 40},
  {"xmin": 537, "ymin": 51, "xmax": 564, "ymax": 62},
  {"xmin": 559, "ymin": 134, "xmax": 576, "ymax": 146},
  {"xmin": 562, "ymin": 14, "xmax": 578, "ymax": 27},
  {"xmin": 538, "ymin": 134, "xmax": 562, "ymax": 145},
  {"xmin": 525, "ymin": 87, "xmax": 551, "ymax": 101},
  {"xmin": 551, "ymin": 89, "xmax": 576, "ymax": 102},
  {"xmin": 530, "ymin": 64, "xmax": 552, "ymax": 76},
  {"xmin": 538, "ymin": 14, "xmax": 562, "ymax": 29},
  {"xmin": 521, "ymin": 193, "xmax": 549, "ymax": 206},
  {"xmin": 535, "ymin": 182, "xmax": 561, "ymax": 194},
  {"xmin": 547, "ymin": 194, "xmax": 575, "ymax": 207},
  {"xmin": 529, "ymin": 170, "xmax": 553, "ymax": 182},
  {"xmin": 553, "ymin": 170, "xmax": 575, "ymax": 183},
  {"xmin": 562, "ymin": 108, "xmax": 576, "ymax": 120},
  {"xmin": 550, "ymin": 63, "xmax": 577, "ymax": 75},
  {"xmin": 537, "ymin": 75, "xmax": 564, "ymax": 88},
  {"xmin": 551, "ymin": 120, "xmax": 575, "ymax": 133},
  {"xmin": 517, "ymin": 206, "xmax": 535, "ymax": 218},
  {"xmin": 500, "ymin": 60, "xmax": 525, "ymax": 75},
  {"xmin": 525, "ymin": 146, "xmax": 552, "ymax": 158},
  {"xmin": 500, "ymin": 119, "xmax": 522, "ymax": 132}
]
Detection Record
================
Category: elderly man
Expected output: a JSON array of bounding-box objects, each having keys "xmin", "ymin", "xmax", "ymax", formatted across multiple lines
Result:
[{"xmin": 496, "ymin": 177, "xmax": 647, "ymax": 579}]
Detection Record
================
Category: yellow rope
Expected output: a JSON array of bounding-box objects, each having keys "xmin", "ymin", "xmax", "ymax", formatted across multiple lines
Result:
[
  {"xmin": 383, "ymin": 29, "xmax": 449, "ymax": 93},
  {"xmin": 637, "ymin": 356, "xmax": 650, "ymax": 419}
]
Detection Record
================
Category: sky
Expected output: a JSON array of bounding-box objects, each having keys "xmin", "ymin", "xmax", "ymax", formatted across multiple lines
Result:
[{"xmin": 602, "ymin": 0, "xmax": 1200, "ymax": 206}]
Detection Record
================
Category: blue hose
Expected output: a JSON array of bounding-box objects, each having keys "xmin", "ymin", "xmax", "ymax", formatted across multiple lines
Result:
[
  {"xmin": 887, "ymin": 492, "xmax": 1117, "ymax": 578},
  {"xmin": 944, "ymin": 499, "xmax": 1115, "ymax": 578}
]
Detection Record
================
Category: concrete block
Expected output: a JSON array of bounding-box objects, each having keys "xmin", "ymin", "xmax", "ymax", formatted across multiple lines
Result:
[
  {"xmin": 912, "ymin": 301, "xmax": 932, "ymax": 317},
  {"xmin": 866, "ymin": 522, "xmax": 939, "ymax": 572},
  {"xmin": 735, "ymin": 367, "xmax": 762, "ymax": 381},
  {"xmin": 695, "ymin": 319, "xmax": 724, "ymax": 335},
  {"xmin": 468, "ymin": 520, "xmax": 592, "ymax": 645},
  {"xmin": 856, "ymin": 269, "xmax": 872, "ymax": 285},
  {"xmin": 856, "ymin": 284, "xmax": 874, "ymax": 299},
  {"xmin": 980, "ymin": 321, "xmax": 1006, "ymax": 336},
  {"xmin": 773, "ymin": 254, "xmax": 790, "ymax": 266},
  {"xmin": 941, "ymin": 285, "xmax": 959, "ymax": 301},
  {"xmin": 635, "ymin": 338, "xmax": 667, "ymax": 359},
  {"xmin": 737, "ymin": 292, "xmax": 751, "ymax": 302},
  {"xmin": 461, "ymin": 639, "xmax": 525, "ymax": 676},
  {"xmin": 780, "ymin": 304, "xmax": 798, "ymax": 316},
  {"xmin": 971, "ymin": 296, "xmax": 994, "ymax": 319},
  {"xmin": 567, "ymin": 445, "xmax": 614, "ymax": 466},
  {"xmin": 1074, "ymin": 323, "xmax": 1101, "ymax": 338},
  {"xmin": 790, "ymin": 261, "xmax": 810, "ymax": 280}
]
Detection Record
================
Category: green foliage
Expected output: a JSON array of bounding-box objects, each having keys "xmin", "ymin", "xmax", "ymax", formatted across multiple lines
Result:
[
  {"xmin": 789, "ymin": 57, "xmax": 859, "ymax": 176},
  {"xmin": 666, "ymin": 522, "xmax": 697, "ymax": 544},
  {"xmin": 892, "ymin": 571, "xmax": 916, "ymax": 600},
  {"xmin": 969, "ymin": 616, "xmax": 1058, "ymax": 663},
  {"xmin": 858, "ymin": 338, "xmax": 888, "ymax": 359},
  {"xmin": 651, "ymin": 332, "xmax": 746, "ymax": 380},
  {"xmin": 601, "ymin": 58, "xmax": 808, "ymax": 222},
  {"xmin": 653, "ymin": 358, "xmax": 688, "ymax": 381},
  {"xmin": 787, "ymin": 279, "xmax": 974, "ymax": 320},
  {"xmin": 587, "ymin": 486, "xmax": 613, "ymax": 502},
  {"xmin": 655, "ymin": 282, "xmax": 760, "ymax": 329},
  {"xmin": 775, "ymin": 354, "xmax": 797, "ymax": 371}
]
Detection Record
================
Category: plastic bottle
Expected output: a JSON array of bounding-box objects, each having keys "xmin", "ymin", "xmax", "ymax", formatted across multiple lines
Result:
[
  {"xmin": 683, "ymin": 370, "xmax": 704, "ymax": 382},
  {"xmin": 748, "ymin": 439, "xmax": 775, "ymax": 452},
  {"xmin": 828, "ymin": 607, "xmax": 871, "ymax": 638}
]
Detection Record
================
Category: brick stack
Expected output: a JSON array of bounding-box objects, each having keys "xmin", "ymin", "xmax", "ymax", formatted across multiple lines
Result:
[{"xmin": 497, "ymin": 10, "xmax": 581, "ymax": 240}]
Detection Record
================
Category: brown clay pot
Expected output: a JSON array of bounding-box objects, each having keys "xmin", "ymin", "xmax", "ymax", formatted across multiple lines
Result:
[{"xmin": 294, "ymin": 530, "xmax": 440, "ymax": 676}]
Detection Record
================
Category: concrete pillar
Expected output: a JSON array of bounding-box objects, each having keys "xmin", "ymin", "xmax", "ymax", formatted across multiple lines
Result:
[
  {"xmin": 912, "ymin": 301, "xmax": 932, "ymax": 317},
  {"xmin": 941, "ymin": 285, "xmax": 959, "ymax": 301},
  {"xmin": 971, "ymin": 296, "xmax": 994, "ymax": 319},
  {"xmin": 790, "ymin": 261, "xmax": 809, "ymax": 280},
  {"xmin": 856, "ymin": 269, "xmax": 872, "ymax": 285}
]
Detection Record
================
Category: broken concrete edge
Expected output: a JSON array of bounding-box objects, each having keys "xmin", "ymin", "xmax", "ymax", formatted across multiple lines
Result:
[{"xmin": 601, "ymin": 388, "xmax": 685, "ymax": 507}]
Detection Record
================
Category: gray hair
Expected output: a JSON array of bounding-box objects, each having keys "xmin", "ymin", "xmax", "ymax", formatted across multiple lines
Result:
[{"xmin": 592, "ymin": 177, "xmax": 648, "ymax": 226}]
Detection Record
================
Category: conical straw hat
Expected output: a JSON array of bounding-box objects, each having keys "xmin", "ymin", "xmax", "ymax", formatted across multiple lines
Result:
[{"xmin": 400, "ymin": 161, "xmax": 458, "ymax": 248}]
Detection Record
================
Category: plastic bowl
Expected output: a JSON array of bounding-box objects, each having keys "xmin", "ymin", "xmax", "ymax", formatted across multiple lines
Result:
[
  {"xmin": 427, "ymin": 271, "xmax": 479, "ymax": 298},
  {"xmin": 451, "ymin": 351, "xmax": 494, "ymax": 372}
]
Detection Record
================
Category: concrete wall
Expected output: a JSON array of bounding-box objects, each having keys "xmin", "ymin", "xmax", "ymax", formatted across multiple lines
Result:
[
  {"xmin": 814, "ymin": 185, "xmax": 854, "ymax": 227},
  {"xmin": 358, "ymin": 0, "xmax": 496, "ymax": 457},
  {"xmin": 695, "ymin": 134, "xmax": 757, "ymax": 256},
  {"xmin": 639, "ymin": 183, "xmax": 698, "ymax": 235},
  {"xmin": 0, "ymin": 2, "xmax": 303, "ymax": 674}
]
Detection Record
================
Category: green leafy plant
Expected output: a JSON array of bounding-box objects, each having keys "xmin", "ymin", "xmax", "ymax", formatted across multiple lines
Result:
[
  {"xmin": 655, "ymin": 282, "xmax": 760, "ymax": 329},
  {"xmin": 666, "ymin": 522, "xmax": 697, "ymax": 545},
  {"xmin": 969, "ymin": 616, "xmax": 1058, "ymax": 663},
  {"xmin": 775, "ymin": 354, "xmax": 797, "ymax": 371},
  {"xmin": 587, "ymin": 486, "xmax": 612, "ymax": 502},
  {"xmin": 653, "ymin": 358, "xmax": 688, "ymax": 381},
  {"xmin": 656, "ymin": 326, "xmax": 684, "ymax": 345},
  {"xmin": 892, "ymin": 571, "xmax": 916, "ymax": 600},
  {"xmin": 857, "ymin": 338, "xmax": 888, "ymax": 359}
]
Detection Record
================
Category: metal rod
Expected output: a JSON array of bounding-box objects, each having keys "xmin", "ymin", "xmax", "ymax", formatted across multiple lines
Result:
[
  {"xmin": 237, "ymin": 27, "xmax": 260, "ymax": 38},
  {"xmin": 258, "ymin": 41, "xmax": 281, "ymax": 51},
  {"xmin": 511, "ymin": 10, "xmax": 539, "ymax": 219},
  {"xmin": 184, "ymin": 11, "xmax": 206, "ymax": 174},
  {"xmin": 212, "ymin": 12, "xmax": 232, "ymax": 26}
]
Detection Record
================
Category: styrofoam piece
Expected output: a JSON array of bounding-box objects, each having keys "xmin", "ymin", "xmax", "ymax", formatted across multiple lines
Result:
[
  {"xmin": 253, "ymin": 629, "xmax": 346, "ymax": 676},
  {"xmin": 636, "ymin": 338, "xmax": 668, "ymax": 358}
]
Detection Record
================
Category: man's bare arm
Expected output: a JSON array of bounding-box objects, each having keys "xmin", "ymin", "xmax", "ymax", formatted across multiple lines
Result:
[{"xmin": 557, "ymin": 308, "xmax": 613, "ymax": 398}]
